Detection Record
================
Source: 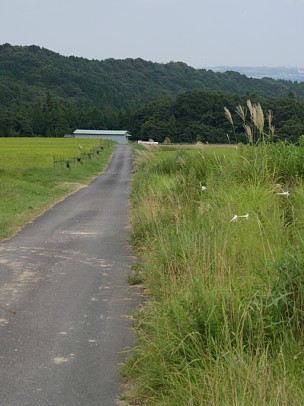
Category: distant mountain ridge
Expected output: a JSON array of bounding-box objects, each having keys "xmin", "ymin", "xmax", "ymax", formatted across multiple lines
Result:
[
  {"xmin": 210, "ymin": 66, "xmax": 304, "ymax": 83},
  {"xmin": 1, "ymin": 44, "xmax": 304, "ymax": 113}
]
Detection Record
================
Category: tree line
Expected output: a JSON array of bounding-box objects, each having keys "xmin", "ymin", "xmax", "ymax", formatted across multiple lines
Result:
[
  {"xmin": 128, "ymin": 90, "xmax": 304, "ymax": 144},
  {"xmin": 1, "ymin": 44, "xmax": 304, "ymax": 142},
  {"xmin": 2, "ymin": 89, "xmax": 304, "ymax": 144}
]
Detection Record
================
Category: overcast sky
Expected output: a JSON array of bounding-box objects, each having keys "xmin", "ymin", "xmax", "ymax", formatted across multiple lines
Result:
[{"xmin": 1, "ymin": 0, "xmax": 303, "ymax": 68}]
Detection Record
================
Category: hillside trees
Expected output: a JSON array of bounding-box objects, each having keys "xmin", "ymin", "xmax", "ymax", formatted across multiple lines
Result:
[
  {"xmin": 2, "ymin": 84, "xmax": 304, "ymax": 143},
  {"xmin": 2, "ymin": 43, "xmax": 304, "ymax": 107},
  {"xmin": 129, "ymin": 91, "xmax": 241, "ymax": 143},
  {"xmin": 31, "ymin": 92, "xmax": 69, "ymax": 136},
  {"xmin": 0, "ymin": 107, "xmax": 11, "ymax": 136},
  {"xmin": 128, "ymin": 90, "xmax": 304, "ymax": 144},
  {"xmin": 1, "ymin": 44, "xmax": 304, "ymax": 140}
]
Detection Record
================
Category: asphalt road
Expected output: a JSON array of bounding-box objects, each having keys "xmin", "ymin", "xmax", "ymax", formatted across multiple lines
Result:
[{"xmin": 0, "ymin": 144, "xmax": 141, "ymax": 406}]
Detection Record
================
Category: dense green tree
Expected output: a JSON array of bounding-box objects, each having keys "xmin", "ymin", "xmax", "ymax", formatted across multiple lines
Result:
[
  {"xmin": 276, "ymin": 116, "xmax": 304, "ymax": 142},
  {"xmin": 0, "ymin": 107, "xmax": 12, "ymax": 136}
]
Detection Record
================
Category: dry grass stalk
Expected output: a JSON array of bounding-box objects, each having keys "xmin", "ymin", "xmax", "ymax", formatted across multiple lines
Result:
[
  {"xmin": 255, "ymin": 103, "xmax": 265, "ymax": 134},
  {"xmin": 268, "ymin": 110, "xmax": 275, "ymax": 137},
  {"xmin": 244, "ymin": 124, "xmax": 253, "ymax": 144},
  {"xmin": 224, "ymin": 107, "xmax": 234, "ymax": 126},
  {"xmin": 225, "ymin": 100, "xmax": 272, "ymax": 144},
  {"xmin": 247, "ymin": 100, "xmax": 254, "ymax": 117},
  {"xmin": 247, "ymin": 100, "xmax": 265, "ymax": 138},
  {"xmin": 236, "ymin": 104, "xmax": 246, "ymax": 123},
  {"xmin": 268, "ymin": 109, "xmax": 273, "ymax": 128}
]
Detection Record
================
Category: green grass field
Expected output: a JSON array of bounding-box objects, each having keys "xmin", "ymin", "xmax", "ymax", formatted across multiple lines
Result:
[
  {"xmin": 124, "ymin": 143, "xmax": 304, "ymax": 405},
  {"xmin": 0, "ymin": 137, "xmax": 115, "ymax": 239}
]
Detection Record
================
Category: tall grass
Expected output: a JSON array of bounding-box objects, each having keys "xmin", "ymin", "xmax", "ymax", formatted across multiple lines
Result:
[{"xmin": 124, "ymin": 144, "xmax": 304, "ymax": 405}]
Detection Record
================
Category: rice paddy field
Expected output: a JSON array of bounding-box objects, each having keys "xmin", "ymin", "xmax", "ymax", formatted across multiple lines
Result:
[
  {"xmin": 0, "ymin": 137, "xmax": 115, "ymax": 240},
  {"xmin": 124, "ymin": 142, "xmax": 304, "ymax": 405}
]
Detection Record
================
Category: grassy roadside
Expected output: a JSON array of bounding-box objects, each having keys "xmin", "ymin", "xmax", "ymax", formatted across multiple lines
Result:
[
  {"xmin": 124, "ymin": 143, "xmax": 304, "ymax": 405},
  {"xmin": 0, "ymin": 138, "xmax": 115, "ymax": 240}
]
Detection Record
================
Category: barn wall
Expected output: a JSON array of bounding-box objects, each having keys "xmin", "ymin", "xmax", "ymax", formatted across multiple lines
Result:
[{"xmin": 74, "ymin": 134, "xmax": 128, "ymax": 144}]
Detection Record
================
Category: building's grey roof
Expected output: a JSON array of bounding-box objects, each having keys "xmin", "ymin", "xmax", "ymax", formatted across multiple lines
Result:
[{"xmin": 73, "ymin": 129, "xmax": 131, "ymax": 136}]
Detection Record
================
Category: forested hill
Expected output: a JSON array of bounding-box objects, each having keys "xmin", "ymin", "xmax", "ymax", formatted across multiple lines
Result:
[
  {"xmin": 2, "ymin": 43, "xmax": 304, "ymax": 140},
  {"xmin": 1, "ymin": 43, "xmax": 304, "ymax": 112}
]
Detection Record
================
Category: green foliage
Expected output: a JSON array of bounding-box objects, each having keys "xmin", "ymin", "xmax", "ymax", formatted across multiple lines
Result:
[
  {"xmin": 125, "ymin": 144, "xmax": 304, "ymax": 404},
  {"xmin": 1, "ymin": 44, "xmax": 304, "ymax": 141},
  {"xmin": 272, "ymin": 238, "xmax": 304, "ymax": 333},
  {"xmin": 133, "ymin": 92, "xmax": 304, "ymax": 144}
]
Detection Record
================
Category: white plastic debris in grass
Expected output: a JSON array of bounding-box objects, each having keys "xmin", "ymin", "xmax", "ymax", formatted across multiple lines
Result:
[
  {"xmin": 276, "ymin": 191, "xmax": 290, "ymax": 196},
  {"xmin": 230, "ymin": 213, "xmax": 249, "ymax": 223},
  {"xmin": 274, "ymin": 184, "xmax": 291, "ymax": 196},
  {"xmin": 201, "ymin": 186, "xmax": 207, "ymax": 191}
]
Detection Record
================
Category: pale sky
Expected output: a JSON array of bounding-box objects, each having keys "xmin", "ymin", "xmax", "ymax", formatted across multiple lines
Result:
[{"xmin": 1, "ymin": 0, "xmax": 303, "ymax": 68}]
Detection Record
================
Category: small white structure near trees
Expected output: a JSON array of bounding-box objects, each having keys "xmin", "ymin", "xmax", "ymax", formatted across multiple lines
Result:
[{"xmin": 137, "ymin": 140, "xmax": 159, "ymax": 145}]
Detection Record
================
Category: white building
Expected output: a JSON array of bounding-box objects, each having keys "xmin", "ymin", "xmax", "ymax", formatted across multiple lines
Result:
[{"xmin": 72, "ymin": 129, "xmax": 131, "ymax": 144}]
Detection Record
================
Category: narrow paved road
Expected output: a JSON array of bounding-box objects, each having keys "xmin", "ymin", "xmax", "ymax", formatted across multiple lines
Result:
[{"xmin": 0, "ymin": 145, "xmax": 140, "ymax": 406}]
